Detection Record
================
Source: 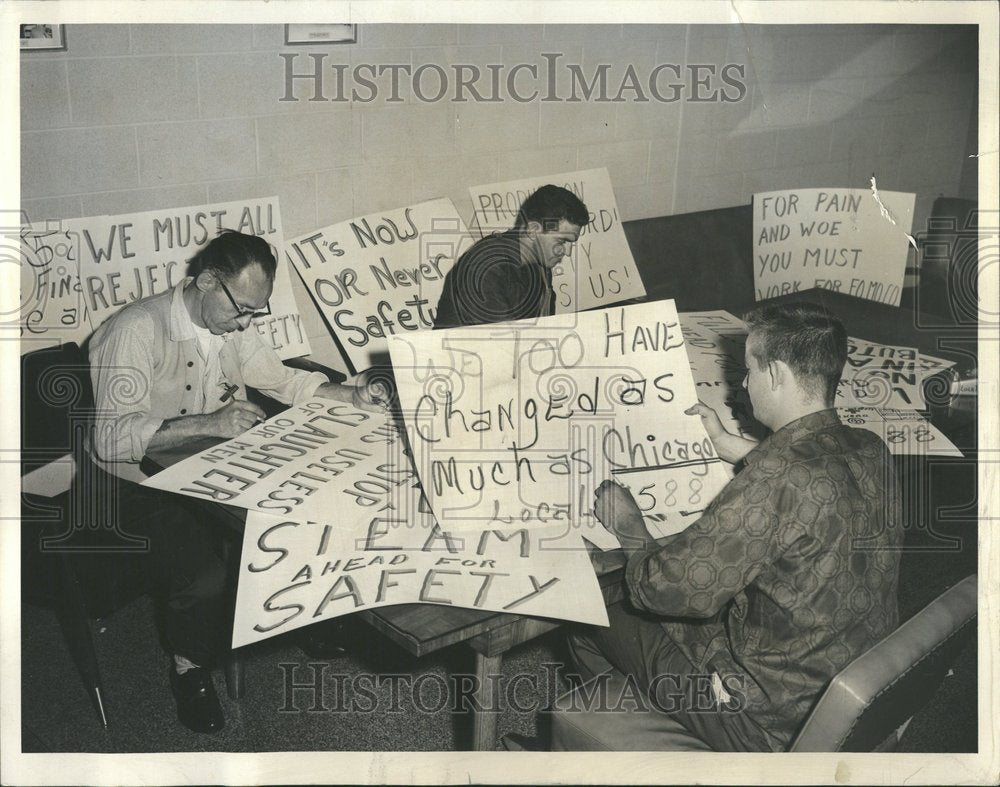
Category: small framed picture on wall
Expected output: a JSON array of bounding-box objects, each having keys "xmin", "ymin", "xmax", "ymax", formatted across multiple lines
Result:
[
  {"xmin": 20, "ymin": 24, "xmax": 66, "ymax": 51},
  {"xmin": 285, "ymin": 24, "xmax": 357, "ymax": 45}
]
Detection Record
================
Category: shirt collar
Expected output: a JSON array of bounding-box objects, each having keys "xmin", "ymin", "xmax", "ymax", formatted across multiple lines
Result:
[
  {"xmin": 168, "ymin": 277, "xmax": 197, "ymax": 343},
  {"xmin": 743, "ymin": 408, "xmax": 842, "ymax": 466}
]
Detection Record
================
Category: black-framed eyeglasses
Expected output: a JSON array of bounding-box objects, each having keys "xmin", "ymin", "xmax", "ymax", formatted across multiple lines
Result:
[{"xmin": 217, "ymin": 276, "xmax": 271, "ymax": 320}]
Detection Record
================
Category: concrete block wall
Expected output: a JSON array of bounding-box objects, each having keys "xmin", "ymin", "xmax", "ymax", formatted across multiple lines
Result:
[{"xmin": 21, "ymin": 23, "xmax": 977, "ymax": 371}]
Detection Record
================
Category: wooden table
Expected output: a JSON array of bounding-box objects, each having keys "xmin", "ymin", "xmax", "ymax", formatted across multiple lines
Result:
[{"xmin": 141, "ymin": 447, "xmax": 627, "ymax": 751}]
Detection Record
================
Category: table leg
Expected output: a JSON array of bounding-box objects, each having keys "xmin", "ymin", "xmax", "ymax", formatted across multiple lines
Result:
[{"xmin": 472, "ymin": 650, "xmax": 502, "ymax": 751}]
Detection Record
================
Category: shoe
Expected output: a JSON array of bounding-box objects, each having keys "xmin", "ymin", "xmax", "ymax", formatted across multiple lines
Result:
[
  {"xmin": 501, "ymin": 733, "xmax": 546, "ymax": 751},
  {"xmin": 169, "ymin": 667, "xmax": 225, "ymax": 734},
  {"xmin": 295, "ymin": 619, "xmax": 353, "ymax": 659}
]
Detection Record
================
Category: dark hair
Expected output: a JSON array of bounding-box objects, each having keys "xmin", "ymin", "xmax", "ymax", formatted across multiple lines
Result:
[
  {"xmin": 515, "ymin": 185, "xmax": 590, "ymax": 231},
  {"xmin": 188, "ymin": 230, "xmax": 277, "ymax": 281},
  {"xmin": 742, "ymin": 302, "xmax": 847, "ymax": 405}
]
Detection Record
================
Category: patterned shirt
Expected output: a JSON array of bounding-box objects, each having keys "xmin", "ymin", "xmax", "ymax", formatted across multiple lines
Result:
[{"xmin": 625, "ymin": 409, "xmax": 902, "ymax": 750}]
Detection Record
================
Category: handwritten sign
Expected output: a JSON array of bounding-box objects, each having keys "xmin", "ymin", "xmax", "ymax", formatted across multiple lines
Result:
[
  {"xmin": 837, "ymin": 407, "xmax": 962, "ymax": 457},
  {"xmin": 286, "ymin": 198, "xmax": 473, "ymax": 370},
  {"xmin": 18, "ymin": 222, "xmax": 87, "ymax": 344},
  {"xmin": 233, "ymin": 511, "xmax": 608, "ymax": 647},
  {"xmin": 18, "ymin": 197, "xmax": 312, "ymax": 359},
  {"xmin": 141, "ymin": 399, "xmax": 414, "ymax": 527},
  {"xmin": 838, "ymin": 338, "xmax": 927, "ymax": 409},
  {"xmin": 753, "ymin": 187, "xmax": 915, "ymax": 306},
  {"xmin": 468, "ymin": 168, "xmax": 646, "ymax": 313},
  {"xmin": 388, "ymin": 301, "xmax": 731, "ymax": 544}
]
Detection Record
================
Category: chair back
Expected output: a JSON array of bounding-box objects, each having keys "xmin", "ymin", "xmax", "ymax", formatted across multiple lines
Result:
[{"xmin": 790, "ymin": 574, "xmax": 977, "ymax": 752}]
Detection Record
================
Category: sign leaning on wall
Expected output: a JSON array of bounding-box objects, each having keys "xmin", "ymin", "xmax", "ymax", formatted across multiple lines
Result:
[
  {"xmin": 286, "ymin": 197, "xmax": 474, "ymax": 371},
  {"xmin": 18, "ymin": 196, "xmax": 312, "ymax": 359},
  {"xmin": 468, "ymin": 168, "xmax": 647, "ymax": 313},
  {"xmin": 752, "ymin": 186, "xmax": 915, "ymax": 307}
]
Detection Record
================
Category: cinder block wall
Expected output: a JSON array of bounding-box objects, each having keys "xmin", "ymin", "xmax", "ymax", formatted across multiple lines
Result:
[{"xmin": 21, "ymin": 23, "xmax": 978, "ymax": 371}]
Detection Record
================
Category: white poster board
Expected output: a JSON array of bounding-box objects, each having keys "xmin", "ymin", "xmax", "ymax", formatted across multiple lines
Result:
[
  {"xmin": 18, "ymin": 197, "xmax": 311, "ymax": 359},
  {"xmin": 388, "ymin": 301, "xmax": 731, "ymax": 545},
  {"xmin": 753, "ymin": 187, "xmax": 915, "ymax": 306},
  {"xmin": 838, "ymin": 337, "xmax": 927, "ymax": 409},
  {"xmin": 233, "ymin": 511, "xmax": 608, "ymax": 647},
  {"xmin": 286, "ymin": 198, "xmax": 472, "ymax": 370},
  {"xmin": 468, "ymin": 168, "xmax": 646, "ymax": 313},
  {"xmin": 141, "ymin": 399, "xmax": 414, "ymax": 527},
  {"xmin": 837, "ymin": 407, "xmax": 962, "ymax": 457}
]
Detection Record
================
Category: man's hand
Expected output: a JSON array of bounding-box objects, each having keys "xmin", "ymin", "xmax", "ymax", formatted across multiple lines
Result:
[
  {"xmin": 208, "ymin": 399, "xmax": 267, "ymax": 437},
  {"xmin": 685, "ymin": 401, "xmax": 758, "ymax": 464},
  {"xmin": 593, "ymin": 480, "xmax": 651, "ymax": 555}
]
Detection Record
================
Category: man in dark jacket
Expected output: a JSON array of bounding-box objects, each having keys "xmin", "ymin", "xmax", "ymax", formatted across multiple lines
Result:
[{"xmin": 434, "ymin": 185, "xmax": 589, "ymax": 327}]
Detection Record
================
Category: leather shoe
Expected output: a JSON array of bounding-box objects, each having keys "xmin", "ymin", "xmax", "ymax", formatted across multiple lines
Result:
[{"xmin": 169, "ymin": 667, "xmax": 225, "ymax": 734}]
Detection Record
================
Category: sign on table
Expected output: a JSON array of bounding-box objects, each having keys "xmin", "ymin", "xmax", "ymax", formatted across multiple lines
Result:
[
  {"xmin": 468, "ymin": 168, "xmax": 646, "ymax": 313},
  {"xmin": 18, "ymin": 197, "xmax": 311, "ymax": 359},
  {"xmin": 838, "ymin": 338, "xmax": 927, "ymax": 409},
  {"xmin": 837, "ymin": 407, "xmax": 962, "ymax": 457},
  {"xmin": 753, "ymin": 187, "xmax": 915, "ymax": 306},
  {"xmin": 141, "ymin": 398, "xmax": 417, "ymax": 527},
  {"xmin": 233, "ymin": 510, "xmax": 608, "ymax": 647},
  {"xmin": 287, "ymin": 198, "xmax": 472, "ymax": 370},
  {"xmin": 389, "ymin": 301, "xmax": 731, "ymax": 545}
]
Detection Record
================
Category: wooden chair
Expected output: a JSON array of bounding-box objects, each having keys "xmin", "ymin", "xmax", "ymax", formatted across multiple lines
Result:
[{"xmin": 550, "ymin": 575, "xmax": 977, "ymax": 752}]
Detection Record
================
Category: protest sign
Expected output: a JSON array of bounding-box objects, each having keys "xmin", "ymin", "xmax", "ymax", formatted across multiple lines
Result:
[
  {"xmin": 141, "ymin": 398, "xmax": 416, "ymax": 527},
  {"xmin": 468, "ymin": 168, "xmax": 646, "ymax": 313},
  {"xmin": 838, "ymin": 337, "xmax": 927, "ymax": 409},
  {"xmin": 286, "ymin": 198, "xmax": 473, "ymax": 371},
  {"xmin": 388, "ymin": 301, "xmax": 731, "ymax": 544},
  {"xmin": 837, "ymin": 407, "xmax": 962, "ymax": 457},
  {"xmin": 232, "ymin": 511, "xmax": 608, "ymax": 647},
  {"xmin": 17, "ymin": 197, "xmax": 311, "ymax": 359},
  {"xmin": 18, "ymin": 221, "xmax": 87, "ymax": 346},
  {"xmin": 753, "ymin": 187, "xmax": 915, "ymax": 306}
]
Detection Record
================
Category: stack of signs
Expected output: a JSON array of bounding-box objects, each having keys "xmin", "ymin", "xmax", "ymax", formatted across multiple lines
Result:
[
  {"xmin": 388, "ymin": 301, "xmax": 732, "ymax": 545},
  {"xmin": 837, "ymin": 341, "xmax": 960, "ymax": 456},
  {"xmin": 141, "ymin": 398, "xmax": 608, "ymax": 646},
  {"xmin": 18, "ymin": 197, "xmax": 311, "ymax": 359},
  {"xmin": 286, "ymin": 198, "xmax": 474, "ymax": 371},
  {"xmin": 752, "ymin": 187, "xmax": 915, "ymax": 306},
  {"xmin": 468, "ymin": 168, "xmax": 646, "ymax": 313}
]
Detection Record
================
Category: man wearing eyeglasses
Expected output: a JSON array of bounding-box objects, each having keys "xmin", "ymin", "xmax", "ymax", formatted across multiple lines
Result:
[{"xmin": 86, "ymin": 230, "xmax": 383, "ymax": 735}]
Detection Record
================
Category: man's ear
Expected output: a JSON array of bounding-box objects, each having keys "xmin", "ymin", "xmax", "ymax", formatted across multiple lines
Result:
[
  {"xmin": 524, "ymin": 220, "xmax": 542, "ymax": 236},
  {"xmin": 769, "ymin": 359, "xmax": 791, "ymax": 390},
  {"xmin": 193, "ymin": 269, "xmax": 216, "ymax": 294}
]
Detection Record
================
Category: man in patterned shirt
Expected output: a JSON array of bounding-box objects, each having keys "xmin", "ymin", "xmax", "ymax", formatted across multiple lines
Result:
[{"xmin": 576, "ymin": 301, "xmax": 902, "ymax": 751}]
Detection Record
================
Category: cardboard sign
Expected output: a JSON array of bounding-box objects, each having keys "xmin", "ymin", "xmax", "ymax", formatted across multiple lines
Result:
[
  {"xmin": 837, "ymin": 407, "xmax": 962, "ymax": 457},
  {"xmin": 18, "ymin": 197, "xmax": 311, "ymax": 359},
  {"xmin": 388, "ymin": 301, "xmax": 731, "ymax": 543},
  {"xmin": 19, "ymin": 222, "xmax": 87, "ymax": 344},
  {"xmin": 141, "ymin": 399, "xmax": 415, "ymax": 526},
  {"xmin": 468, "ymin": 168, "xmax": 646, "ymax": 313},
  {"xmin": 753, "ymin": 187, "xmax": 915, "ymax": 306},
  {"xmin": 838, "ymin": 338, "xmax": 926, "ymax": 409},
  {"xmin": 286, "ymin": 198, "xmax": 473, "ymax": 370},
  {"xmin": 232, "ymin": 510, "xmax": 608, "ymax": 647}
]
